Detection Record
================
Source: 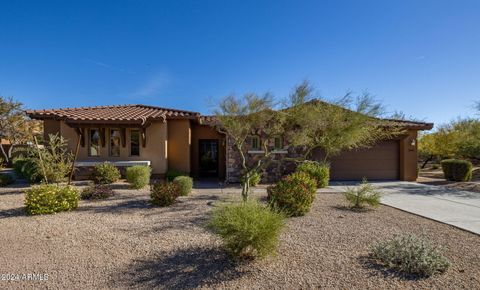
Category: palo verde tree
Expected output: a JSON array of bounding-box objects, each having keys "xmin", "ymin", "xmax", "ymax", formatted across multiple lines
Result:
[
  {"xmin": 285, "ymin": 81, "xmax": 402, "ymax": 162},
  {"xmin": 0, "ymin": 96, "xmax": 41, "ymax": 163},
  {"xmin": 214, "ymin": 93, "xmax": 286, "ymax": 201}
]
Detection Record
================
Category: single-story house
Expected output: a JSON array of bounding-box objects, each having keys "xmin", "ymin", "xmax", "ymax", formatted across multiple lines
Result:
[{"xmin": 26, "ymin": 104, "xmax": 433, "ymax": 182}]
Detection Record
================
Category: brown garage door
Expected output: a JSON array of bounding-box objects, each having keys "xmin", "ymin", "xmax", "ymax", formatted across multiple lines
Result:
[{"xmin": 329, "ymin": 140, "xmax": 400, "ymax": 181}]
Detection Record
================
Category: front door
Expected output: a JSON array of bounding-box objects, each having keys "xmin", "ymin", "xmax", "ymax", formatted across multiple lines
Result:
[{"xmin": 199, "ymin": 139, "xmax": 219, "ymax": 177}]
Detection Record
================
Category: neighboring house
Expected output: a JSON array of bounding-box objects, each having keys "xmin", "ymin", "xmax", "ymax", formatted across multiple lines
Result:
[{"xmin": 26, "ymin": 104, "xmax": 433, "ymax": 182}]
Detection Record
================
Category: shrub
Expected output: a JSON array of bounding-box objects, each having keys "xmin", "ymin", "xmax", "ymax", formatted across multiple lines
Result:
[
  {"xmin": 81, "ymin": 185, "xmax": 115, "ymax": 200},
  {"xmin": 440, "ymin": 159, "xmax": 472, "ymax": 182},
  {"xmin": 371, "ymin": 234, "xmax": 451, "ymax": 277},
  {"xmin": 431, "ymin": 164, "xmax": 439, "ymax": 170},
  {"xmin": 13, "ymin": 157, "xmax": 42, "ymax": 183},
  {"xmin": 19, "ymin": 134, "xmax": 74, "ymax": 183},
  {"xmin": 173, "ymin": 176, "xmax": 193, "ymax": 196},
  {"xmin": 267, "ymin": 171, "xmax": 316, "ymax": 217},
  {"xmin": 0, "ymin": 173, "xmax": 15, "ymax": 186},
  {"xmin": 126, "ymin": 165, "xmax": 151, "ymax": 189},
  {"xmin": 93, "ymin": 162, "xmax": 121, "ymax": 184},
  {"xmin": 25, "ymin": 184, "xmax": 79, "ymax": 215},
  {"xmin": 344, "ymin": 179, "xmax": 381, "ymax": 209},
  {"xmin": 150, "ymin": 182, "xmax": 180, "ymax": 206},
  {"xmin": 208, "ymin": 201, "xmax": 285, "ymax": 259},
  {"xmin": 296, "ymin": 161, "xmax": 330, "ymax": 188},
  {"xmin": 240, "ymin": 171, "xmax": 261, "ymax": 186},
  {"xmin": 166, "ymin": 169, "xmax": 187, "ymax": 182}
]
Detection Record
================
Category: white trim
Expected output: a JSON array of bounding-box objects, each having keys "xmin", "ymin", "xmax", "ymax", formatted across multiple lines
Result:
[
  {"xmin": 247, "ymin": 150, "xmax": 265, "ymax": 154},
  {"xmin": 272, "ymin": 150, "xmax": 288, "ymax": 154},
  {"xmin": 75, "ymin": 160, "xmax": 151, "ymax": 167}
]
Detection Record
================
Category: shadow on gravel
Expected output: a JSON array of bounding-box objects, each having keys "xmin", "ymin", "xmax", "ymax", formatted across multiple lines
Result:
[
  {"xmin": 115, "ymin": 246, "xmax": 247, "ymax": 289},
  {"xmin": 357, "ymin": 255, "xmax": 427, "ymax": 281},
  {"xmin": 0, "ymin": 207, "xmax": 25, "ymax": 219}
]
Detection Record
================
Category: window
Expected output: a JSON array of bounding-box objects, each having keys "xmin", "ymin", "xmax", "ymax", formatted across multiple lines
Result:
[
  {"xmin": 250, "ymin": 135, "xmax": 261, "ymax": 150},
  {"xmin": 89, "ymin": 129, "xmax": 100, "ymax": 156},
  {"xmin": 130, "ymin": 129, "xmax": 140, "ymax": 156},
  {"xmin": 274, "ymin": 136, "xmax": 283, "ymax": 150},
  {"xmin": 109, "ymin": 129, "xmax": 121, "ymax": 157}
]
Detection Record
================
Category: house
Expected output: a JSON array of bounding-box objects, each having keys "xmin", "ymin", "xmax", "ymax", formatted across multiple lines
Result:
[{"xmin": 26, "ymin": 104, "xmax": 433, "ymax": 182}]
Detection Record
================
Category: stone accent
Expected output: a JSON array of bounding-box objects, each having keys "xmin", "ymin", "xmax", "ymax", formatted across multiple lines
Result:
[{"xmin": 225, "ymin": 136, "xmax": 306, "ymax": 183}]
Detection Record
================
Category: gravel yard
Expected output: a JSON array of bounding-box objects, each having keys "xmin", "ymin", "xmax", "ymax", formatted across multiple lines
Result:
[{"xmin": 1, "ymin": 181, "xmax": 479, "ymax": 289}]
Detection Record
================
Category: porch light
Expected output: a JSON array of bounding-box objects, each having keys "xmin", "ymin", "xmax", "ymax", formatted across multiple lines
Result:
[{"xmin": 410, "ymin": 138, "xmax": 416, "ymax": 147}]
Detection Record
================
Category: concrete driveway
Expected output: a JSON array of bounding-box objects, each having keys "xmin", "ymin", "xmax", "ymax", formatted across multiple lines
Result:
[{"xmin": 329, "ymin": 181, "xmax": 480, "ymax": 235}]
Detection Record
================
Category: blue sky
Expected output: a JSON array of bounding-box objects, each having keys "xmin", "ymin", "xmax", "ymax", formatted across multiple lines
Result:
[{"xmin": 0, "ymin": 0, "xmax": 479, "ymax": 127}]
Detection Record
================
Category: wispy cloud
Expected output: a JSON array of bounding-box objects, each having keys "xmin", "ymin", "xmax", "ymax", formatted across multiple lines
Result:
[
  {"xmin": 86, "ymin": 58, "xmax": 114, "ymax": 69},
  {"xmin": 131, "ymin": 72, "xmax": 171, "ymax": 98}
]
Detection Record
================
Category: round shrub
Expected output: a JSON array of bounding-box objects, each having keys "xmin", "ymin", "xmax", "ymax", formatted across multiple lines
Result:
[
  {"xmin": 81, "ymin": 184, "xmax": 115, "ymax": 200},
  {"xmin": 93, "ymin": 162, "xmax": 121, "ymax": 184},
  {"xmin": 267, "ymin": 171, "xmax": 317, "ymax": 217},
  {"xmin": 25, "ymin": 184, "xmax": 79, "ymax": 215},
  {"xmin": 440, "ymin": 159, "xmax": 472, "ymax": 181},
  {"xmin": 12, "ymin": 157, "xmax": 42, "ymax": 183},
  {"xmin": 296, "ymin": 161, "xmax": 330, "ymax": 188},
  {"xmin": 208, "ymin": 201, "xmax": 285, "ymax": 259},
  {"xmin": 240, "ymin": 171, "xmax": 261, "ymax": 186},
  {"xmin": 150, "ymin": 182, "xmax": 180, "ymax": 207},
  {"xmin": 173, "ymin": 176, "xmax": 193, "ymax": 196},
  {"xmin": 371, "ymin": 234, "xmax": 450, "ymax": 277},
  {"xmin": 126, "ymin": 165, "xmax": 151, "ymax": 189},
  {"xmin": 0, "ymin": 173, "xmax": 15, "ymax": 186},
  {"xmin": 166, "ymin": 169, "xmax": 187, "ymax": 182}
]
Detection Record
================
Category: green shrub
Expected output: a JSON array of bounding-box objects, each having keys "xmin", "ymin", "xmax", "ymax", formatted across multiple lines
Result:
[
  {"xmin": 431, "ymin": 164, "xmax": 439, "ymax": 170},
  {"xmin": 150, "ymin": 182, "xmax": 180, "ymax": 206},
  {"xmin": 344, "ymin": 179, "xmax": 381, "ymax": 209},
  {"xmin": 81, "ymin": 185, "xmax": 115, "ymax": 200},
  {"xmin": 166, "ymin": 169, "xmax": 187, "ymax": 182},
  {"xmin": 173, "ymin": 176, "xmax": 193, "ymax": 196},
  {"xmin": 440, "ymin": 159, "xmax": 472, "ymax": 181},
  {"xmin": 240, "ymin": 171, "xmax": 261, "ymax": 186},
  {"xmin": 371, "ymin": 234, "xmax": 451, "ymax": 277},
  {"xmin": 267, "ymin": 171, "xmax": 317, "ymax": 217},
  {"xmin": 126, "ymin": 165, "xmax": 151, "ymax": 189},
  {"xmin": 13, "ymin": 157, "xmax": 42, "ymax": 183},
  {"xmin": 93, "ymin": 162, "xmax": 121, "ymax": 184},
  {"xmin": 25, "ymin": 184, "xmax": 79, "ymax": 215},
  {"xmin": 0, "ymin": 173, "xmax": 15, "ymax": 186},
  {"xmin": 208, "ymin": 201, "xmax": 285, "ymax": 259},
  {"xmin": 296, "ymin": 161, "xmax": 330, "ymax": 188}
]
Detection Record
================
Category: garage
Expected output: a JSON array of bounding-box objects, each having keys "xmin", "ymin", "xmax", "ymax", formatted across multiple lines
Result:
[{"xmin": 329, "ymin": 140, "xmax": 400, "ymax": 181}]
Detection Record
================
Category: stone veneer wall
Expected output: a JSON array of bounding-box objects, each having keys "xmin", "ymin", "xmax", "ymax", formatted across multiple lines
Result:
[{"xmin": 226, "ymin": 136, "xmax": 305, "ymax": 183}]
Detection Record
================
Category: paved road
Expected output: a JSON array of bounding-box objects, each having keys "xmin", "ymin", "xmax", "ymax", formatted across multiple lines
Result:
[{"xmin": 329, "ymin": 181, "xmax": 480, "ymax": 235}]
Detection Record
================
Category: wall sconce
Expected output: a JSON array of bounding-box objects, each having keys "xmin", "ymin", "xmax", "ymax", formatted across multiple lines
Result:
[{"xmin": 410, "ymin": 138, "xmax": 416, "ymax": 147}]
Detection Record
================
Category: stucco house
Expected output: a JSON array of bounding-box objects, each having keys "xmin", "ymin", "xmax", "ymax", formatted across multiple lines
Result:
[{"xmin": 26, "ymin": 104, "xmax": 433, "ymax": 182}]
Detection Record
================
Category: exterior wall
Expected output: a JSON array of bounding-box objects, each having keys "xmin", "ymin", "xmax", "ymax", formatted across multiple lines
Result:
[
  {"xmin": 399, "ymin": 130, "xmax": 419, "ymax": 181},
  {"xmin": 43, "ymin": 119, "xmax": 61, "ymax": 139},
  {"xmin": 225, "ymin": 136, "xmax": 301, "ymax": 183},
  {"xmin": 225, "ymin": 129, "xmax": 421, "ymax": 183},
  {"xmin": 167, "ymin": 119, "xmax": 191, "ymax": 174},
  {"xmin": 191, "ymin": 123, "xmax": 226, "ymax": 179},
  {"xmin": 58, "ymin": 121, "xmax": 168, "ymax": 175}
]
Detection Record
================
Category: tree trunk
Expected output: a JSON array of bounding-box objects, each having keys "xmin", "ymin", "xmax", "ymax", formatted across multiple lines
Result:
[
  {"xmin": 0, "ymin": 144, "xmax": 9, "ymax": 163},
  {"xmin": 421, "ymin": 155, "xmax": 433, "ymax": 169}
]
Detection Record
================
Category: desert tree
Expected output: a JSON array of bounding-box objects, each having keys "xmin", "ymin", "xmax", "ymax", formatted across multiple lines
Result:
[
  {"xmin": 0, "ymin": 96, "xmax": 42, "ymax": 163},
  {"xmin": 213, "ymin": 93, "xmax": 286, "ymax": 201},
  {"xmin": 285, "ymin": 81, "xmax": 403, "ymax": 162}
]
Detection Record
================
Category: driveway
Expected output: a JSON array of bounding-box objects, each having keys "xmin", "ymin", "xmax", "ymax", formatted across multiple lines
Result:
[{"xmin": 329, "ymin": 181, "xmax": 480, "ymax": 235}]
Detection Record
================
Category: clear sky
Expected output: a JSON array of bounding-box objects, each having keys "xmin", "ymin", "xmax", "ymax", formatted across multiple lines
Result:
[{"xmin": 0, "ymin": 0, "xmax": 479, "ymax": 127}]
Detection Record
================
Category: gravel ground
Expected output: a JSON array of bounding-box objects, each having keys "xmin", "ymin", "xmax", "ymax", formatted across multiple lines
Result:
[{"xmin": 0, "ymin": 181, "xmax": 479, "ymax": 289}]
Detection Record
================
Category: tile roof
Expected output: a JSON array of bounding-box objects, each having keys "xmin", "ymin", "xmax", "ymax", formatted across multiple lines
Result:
[
  {"xmin": 26, "ymin": 104, "xmax": 200, "ymax": 124},
  {"xmin": 381, "ymin": 119, "xmax": 433, "ymax": 130}
]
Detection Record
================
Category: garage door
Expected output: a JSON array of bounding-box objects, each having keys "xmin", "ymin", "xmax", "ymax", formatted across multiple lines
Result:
[{"xmin": 329, "ymin": 140, "xmax": 400, "ymax": 181}]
